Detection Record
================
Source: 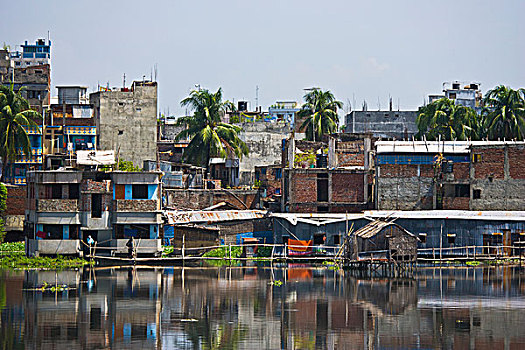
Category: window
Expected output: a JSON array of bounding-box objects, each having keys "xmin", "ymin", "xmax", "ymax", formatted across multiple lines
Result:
[
  {"xmin": 454, "ymin": 184, "xmax": 470, "ymax": 198},
  {"xmin": 473, "ymin": 189, "xmax": 481, "ymax": 199},
  {"xmin": 42, "ymin": 224, "xmax": 63, "ymax": 239},
  {"xmin": 51, "ymin": 184, "xmax": 62, "ymax": 199},
  {"xmin": 115, "ymin": 184, "xmax": 126, "ymax": 199},
  {"xmin": 92, "ymin": 194, "xmax": 102, "ymax": 218},
  {"xmin": 447, "ymin": 234, "xmax": 456, "ymax": 245},
  {"xmin": 132, "ymin": 184, "xmax": 148, "ymax": 199},
  {"xmin": 419, "ymin": 233, "xmax": 427, "ymax": 243},
  {"xmin": 333, "ymin": 235, "xmax": 340, "ymax": 245},
  {"xmin": 317, "ymin": 173, "xmax": 328, "ymax": 202},
  {"xmin": 275, "ymin": 168, "xmax": 282, "ymax": 179},
  {"xmin": 314, "ymin": 233, "xmax": 326, "ymax": 245},
  {"xmin": 69, "ymin": 184, "xmax": 80, "ymax": 199}
]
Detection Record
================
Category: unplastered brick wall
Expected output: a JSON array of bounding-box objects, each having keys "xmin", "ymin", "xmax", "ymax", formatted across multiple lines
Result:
[
  {"xmin": 443, "ymin": 197, "xmax": 469, "ymax": 210},
  {"xmin": 508, "ymin": 145, "xmax": 525, "ymax": 179},
  {"xmin": 37, "ymin": 199, "xmax": 78, "ymax": 212},
  {"xmin": 336, "ymin": 140, "xmax": 365, "ymax": 167},
  {"xmin": 472, "ymin": 147, "xmax": 505, "ymax": 179},
  {"xmin": 82, "ymin": 179, "xmax": 110, "ymax": 192},
  {"xmin": 114, "ymin": 199, "xmax": 158, "ymax": 212},
  {"xmin": 331, "ymin": 173, "xmax": 365, "ymax": 203},
  {"xmin": 6, "ymin": 186, "xmax": 26, "ymax": 215},
  {"xmin": 165, "ymin": 189, "xmax": 258, "ymax": 210},
  {"xmin": 290, "ymin": 172, "xmax": 317, "ymax": 203},
  {"xmin": 452, "ymin": 163, "xmax": 470, "ymax": 180},
  {"xmin": 471, "ymin": 144, "xmax": 525, "ymax": 210}
]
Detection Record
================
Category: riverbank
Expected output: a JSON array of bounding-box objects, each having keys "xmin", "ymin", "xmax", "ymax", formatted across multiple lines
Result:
[{"xmin": 0, "ymin": 242, "xmax": 91, "ymax": 270}]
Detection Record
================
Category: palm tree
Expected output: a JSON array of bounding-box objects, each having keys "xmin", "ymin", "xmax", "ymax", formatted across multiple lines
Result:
[
  {"xmin": 482, "ymin": 85, "xmax": 525, "ymax": 140},
  {"xmin": 297, "ymin": 89, "xmax": 342, "ymax": 141},
  {"xmin": 175, "ymin": 88, "xmax": 248, "ymax": 172},
  {"xmin": 0, "ymin": 85, "xmax": 41, "ymax": 180},
  {"xmin": 416, "ymin": 98, "xmax": 480, "ymax": 141}
]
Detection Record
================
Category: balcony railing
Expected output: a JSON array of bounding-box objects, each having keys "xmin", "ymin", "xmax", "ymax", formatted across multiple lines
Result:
[
  {"xmin": 113, "ymin": 199, "xmax": 159, "ymax": 212},
  {"xmin": 37, "ymin": 199, "xmax": 79, "ymax": 212}
]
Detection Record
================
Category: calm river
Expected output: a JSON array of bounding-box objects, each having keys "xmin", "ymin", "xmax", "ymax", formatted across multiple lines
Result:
[{"xmin": 1, "ymin": 265, "xmax": 525, "ymax": 349}]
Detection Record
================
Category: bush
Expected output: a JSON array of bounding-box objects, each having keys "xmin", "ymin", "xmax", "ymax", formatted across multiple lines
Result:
[{"xmin": 203, "ymin": 246, "xmax": 242, "ymax": 258}]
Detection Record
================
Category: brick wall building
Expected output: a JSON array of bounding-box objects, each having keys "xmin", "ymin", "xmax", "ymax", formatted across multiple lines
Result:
[
  {"xmin": 165, "ymin": 188, "xmax": 259, "ymax": 210},
  {"xmin": 376, "ymin": 141, "xmax": 525, "ymax": 211},
  {"xmin": 283, "ymin": 134, "xmax": 373, "ymax": 213}
]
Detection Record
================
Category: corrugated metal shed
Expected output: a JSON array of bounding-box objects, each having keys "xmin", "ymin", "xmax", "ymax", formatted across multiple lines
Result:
[{"xmin": 353, "ymin": 220, "xmax": 417, "ymax": 240}]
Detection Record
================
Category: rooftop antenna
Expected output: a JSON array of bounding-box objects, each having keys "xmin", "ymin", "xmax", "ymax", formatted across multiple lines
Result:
[
  {"xmin": 150, "ymin": 68, "xmax": 153, "ymax": 82},
  {"xmin": 255, "ymin": 85, "xmax": 259, "ymax": 110},
  {"xmin": 123, "ymin": 73, "xmax": 126, "ymax": 88},
  {"xmin": 154, "ymin": 63, "xmax": 158, "ymax": 82},
  {"xmin": 397, "ymin": 98, "xmax": 400, "ymax": 111},
  {"xmin": 377, "ymin": 97, "xmax": 381, "ymax": 111}
]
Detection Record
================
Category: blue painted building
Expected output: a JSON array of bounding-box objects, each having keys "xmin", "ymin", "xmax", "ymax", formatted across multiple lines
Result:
[{"xmin": 272, "ymin": 211, "xmax": 525, "ymax": 257}]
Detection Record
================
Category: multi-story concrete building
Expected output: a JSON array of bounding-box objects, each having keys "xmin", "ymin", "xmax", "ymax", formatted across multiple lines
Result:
[
  {"xmin": 428, "ymin": 81, "xmax": 482, "ymax": 112},
  {"xmin": 45, "ymin": 86, "xmax": 96, "ymax": 169},
  {"xmin": 1, "ymin": 38, "xmax": 52, "ymax": 112},
  {"xmin": 2, "ymin": 124, "xmax": 43, "ymax": 185},
  {"xmin": 268, "ymin": 101, "xmax": 300, "ymax": 125},
  {"xmin": 344, "ymin": 110, "xmax": 418, "ymax": 139},
  {"xmin": 90, "ymin": 81, "xmax": 158, "ymax": 168},
  {"xmin": 375, "ymin": 140, "xmax": 525, "ymax": 211},
  {"xmin": 0, "ymin": 39, "xmax": 51, "ymax": 185},
  {"xmin": 25, "ymin": 169, "xmax": 162, "ymax": 256},
  {"xmin": 442, "ymin": 81, "xmax": 482, "ymax": 109}
]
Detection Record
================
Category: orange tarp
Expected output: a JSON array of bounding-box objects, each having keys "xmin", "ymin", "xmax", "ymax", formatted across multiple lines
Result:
[{"xmin": 288, "ymin": 239, "xmax": 313, "ymax": 254}]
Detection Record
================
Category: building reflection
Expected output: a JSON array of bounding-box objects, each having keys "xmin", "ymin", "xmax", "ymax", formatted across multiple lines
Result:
[
  {"xmin": 5, "ymin": 267, "xmax": 162, "ymax": 349},
  {"xmin": 1, "ymin": 265, "xmax": 525, "ymax": 349}
]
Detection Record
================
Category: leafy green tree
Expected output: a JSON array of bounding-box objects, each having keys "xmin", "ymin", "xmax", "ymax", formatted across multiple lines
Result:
[
  {"xmin": 482, "ymin": 85, "xmax": 525, "ymax": 140},
  {"xmin": 0, "ymin": 85, "xmax": 41, "ymax": 180},
  {"xmin": 416, "ymin": 98, "xmax": 480, "ymax": 141},
  {"xmin": 297, "ymin": 89, "xmax": 342, "ymax": 141},
  {"xmin": 175, "ymin": 88, "xmax": 248, "ymax": 171}
]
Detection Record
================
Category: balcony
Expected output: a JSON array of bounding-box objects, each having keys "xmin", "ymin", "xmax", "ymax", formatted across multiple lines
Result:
[
  {"xmin": 113, "ymin": 199, "xmax": 159, "ymax": 212},
  {"xmin": 22, "ymin": 126, "xmax": 42, "ymax": 135},
  {"xmin": 15, "ymin": 155, "xmax": 42, "ymax": 164},
  {"xmin": 37, "ymin": 199, "xmax": 79, "ymax": 212},
  {"xmin": 64, "ymin": 126, "xmax": 96, "ymax": 135}
]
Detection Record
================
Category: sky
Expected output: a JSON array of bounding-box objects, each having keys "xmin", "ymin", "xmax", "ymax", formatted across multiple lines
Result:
[{"xmin": 1, "ymin": 0, "xmax": 524, "ymax": 116}]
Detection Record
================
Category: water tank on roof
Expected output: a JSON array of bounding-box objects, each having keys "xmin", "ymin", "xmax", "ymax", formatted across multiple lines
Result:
[
  {"xmin": 238, "ymin": 101, "xmax": 248, "ymax": 111},
  {"xmin": 316, "ymin": 154, "xmax": 328, "ymax": 168}
]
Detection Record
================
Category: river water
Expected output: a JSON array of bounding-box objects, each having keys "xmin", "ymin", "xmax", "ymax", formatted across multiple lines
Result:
[{"xmin": 1, "ymin": 264, "xmax": 525, "ymax": 349}]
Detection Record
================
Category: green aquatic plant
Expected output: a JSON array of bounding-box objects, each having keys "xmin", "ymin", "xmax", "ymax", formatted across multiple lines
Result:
[{"xmin": 202, "ymin": 246, "xmax": 242, "ymax": 259}]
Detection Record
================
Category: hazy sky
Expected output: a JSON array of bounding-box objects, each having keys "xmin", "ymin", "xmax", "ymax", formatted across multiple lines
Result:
[{"xmin": 2, "ymin": 0, "xmax": 524, "ymax": 116}]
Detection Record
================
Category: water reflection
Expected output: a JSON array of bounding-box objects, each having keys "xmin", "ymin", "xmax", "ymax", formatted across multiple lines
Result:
[{"xmin": 1, "ymin": 265, "xmax": 525, "ymax": 349}]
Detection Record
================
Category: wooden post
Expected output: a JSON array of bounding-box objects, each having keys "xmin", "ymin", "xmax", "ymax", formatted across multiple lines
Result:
[
  {"xmin": 439, "ymin": 223, "xmax": 443, "ymax": 263},
  {"xmin": 182, "ymin": 234, "xmax": 185, "ymax": 262}
]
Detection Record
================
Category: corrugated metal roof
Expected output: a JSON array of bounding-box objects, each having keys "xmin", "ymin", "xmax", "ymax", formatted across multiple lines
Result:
[
  {"xmin": 353, "ymin": 220, "xmax": 417, "ymax": 239},
  {"xmin": 165, "ymin": 210, "xmax": 267, "ymax": 225},
  {"xmin": 375, "ymin": 140, "xmax": 525, "ymax": 154},
  {"xmin": 272, "ymin": 211, "xmax": 525, "ymax": 225}
]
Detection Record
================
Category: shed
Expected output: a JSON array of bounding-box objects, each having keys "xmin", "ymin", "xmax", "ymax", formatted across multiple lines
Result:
[{"xmin": 346, "ymin": 220, "xmax": 419, "ymax": 262}]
